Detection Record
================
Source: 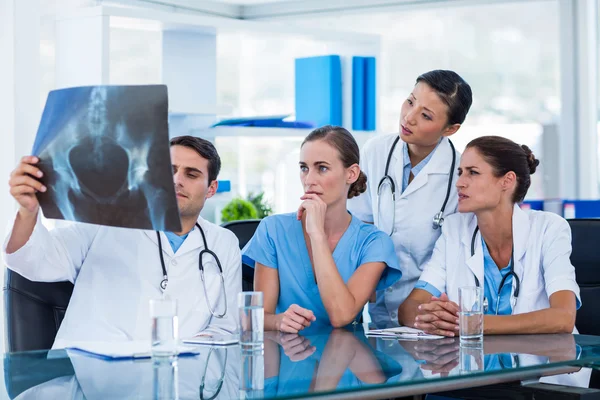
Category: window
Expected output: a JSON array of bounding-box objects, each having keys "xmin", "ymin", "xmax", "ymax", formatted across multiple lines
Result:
[{"xmin": 294, "ymin": 0, "xmax": 560, "ymax": 199}]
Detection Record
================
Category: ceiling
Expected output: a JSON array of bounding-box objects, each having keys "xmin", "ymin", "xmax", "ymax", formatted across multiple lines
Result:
[{"xmin": 213, "ymin": 0, "xmax": 293, "ymax": 3}]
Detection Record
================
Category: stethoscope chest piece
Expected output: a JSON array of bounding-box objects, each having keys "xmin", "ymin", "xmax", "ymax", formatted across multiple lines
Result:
[{"xmin": 432, "ymin": 211, "xmax": 444, "ymax": 229}]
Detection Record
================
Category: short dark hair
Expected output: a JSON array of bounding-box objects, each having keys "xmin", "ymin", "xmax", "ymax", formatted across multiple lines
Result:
[
  {"xmin": 416, "ymin": 70, "xmax": 473, "ymax": 125},
  {"xmin": 466, "ymin": 136, "xmax": 540, "ymax": 203},
  {"xmin": 170, "ymin": 135, "xmax": 221, "ymax": 183},
  {"xmin": 301, "ymin": 125, "xmax": 367, "ymax": 199}
]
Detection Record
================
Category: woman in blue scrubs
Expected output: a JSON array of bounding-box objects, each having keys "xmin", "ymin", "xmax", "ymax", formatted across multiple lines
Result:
[{"xmin": 243, "ymin": 126, "xmax": 402, "ymax": 333}]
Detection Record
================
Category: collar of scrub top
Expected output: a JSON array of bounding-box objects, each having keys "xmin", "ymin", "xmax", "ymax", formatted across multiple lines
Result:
[
  {"xmin": 155, "ymin": 222, "xmax": 228, "ymax": 319},
  {"xmin": 376, "ymin": 136, "xmax": 456, "ymax": 234}
]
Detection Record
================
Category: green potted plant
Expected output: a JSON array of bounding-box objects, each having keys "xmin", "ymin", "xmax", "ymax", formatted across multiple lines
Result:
[
  {"xmin": 221, "ymin": 198, "xmax": 258, "ymax": 223},
  {"xmin": 247, "ymin": 191, "xmax": 273, "ymax": 219}
]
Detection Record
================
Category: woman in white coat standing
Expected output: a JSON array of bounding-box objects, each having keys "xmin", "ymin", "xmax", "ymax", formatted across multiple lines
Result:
[
  {"xmin": 398, "ymin": 135, "xmax": 580, "ymax": 336},
  {"xmin": 349, "ymin": 70, "xmax": 473, "ymax": 327}
]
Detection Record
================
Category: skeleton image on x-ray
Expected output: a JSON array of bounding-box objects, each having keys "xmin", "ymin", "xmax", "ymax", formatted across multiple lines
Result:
[{"xmin": 32, "ymin": 85, "xmax": 181, "ymax": 231}]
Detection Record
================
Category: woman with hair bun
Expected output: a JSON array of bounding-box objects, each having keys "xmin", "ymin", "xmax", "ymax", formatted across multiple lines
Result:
[
  {"xmin": 398, "ymin": 135, "xmax": 588, "ymax": 386},
  {"xmin": 400, "ymin": 135, "xmax": 581, "ymax": 334},
  {"xmin": 243, "ymin": 125, "xmax": 402, "ymax": 332}
]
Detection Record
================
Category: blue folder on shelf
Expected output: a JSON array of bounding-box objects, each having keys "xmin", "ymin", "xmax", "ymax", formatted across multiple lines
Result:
[{"xmin": 211, "ymin": 115, "xmax": 314, "ymax": 128}]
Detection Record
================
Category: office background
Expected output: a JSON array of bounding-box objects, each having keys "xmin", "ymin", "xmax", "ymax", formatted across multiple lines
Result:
[{"xmin": 0, "ymin": 0, "xmax": 599, "ymax": 371}]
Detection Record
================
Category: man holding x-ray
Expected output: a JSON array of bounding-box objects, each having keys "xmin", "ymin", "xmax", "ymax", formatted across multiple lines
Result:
[{"xmin": 3, "ymin": 136, "xmax": 241, "ymax": 348}]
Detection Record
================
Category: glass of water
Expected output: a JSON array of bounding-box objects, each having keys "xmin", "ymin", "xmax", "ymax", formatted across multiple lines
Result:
[
  {"xmin": 153, "ymin": 357, "xmax": 179, "ymax": 399},
  {"xmin": 238, "ymin": 291, "xmax": 264, "ymax": 352},
  {"xmin": 458, "ymin": 286, "xmax": 484, "ymax": 345},
  {"xmin": 240, "ymin": 349, "xmax": 264, "ymax": 399},
  {"xmin": 150, "ymin": 297, "xmax": 179, "ymax": 357},
  {"xmin": 459, "ymin": 343, "xmax": 484, "ymax": 375}
]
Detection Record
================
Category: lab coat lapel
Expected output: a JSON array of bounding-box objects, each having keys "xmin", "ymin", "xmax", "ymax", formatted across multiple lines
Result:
[
  {"xmin": 461, "ymin": 213, "xmax": 484, "ymax": 288},
  {"xmin": 511, "ymin": 204, "xmax": 530, "ymax": 285},
  {"xmin": 143, "ymin": 230, "xmax": 174, "ymax": 257},
  {"xmin": 400, "ymin": 137, "xmax": 452, "ymax": 199}
]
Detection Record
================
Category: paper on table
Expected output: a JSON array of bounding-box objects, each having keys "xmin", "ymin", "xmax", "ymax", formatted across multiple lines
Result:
[
  {"xmin": 183, "ymin": 334, "xmax": 239, "ymax": 346},
  {"xmin": 366, "ymin": 326, "xmax": 445, "ymax": 340},
  {"xmin": 66, "ymin": 340, "xmax": 201, "ymax": 360}
]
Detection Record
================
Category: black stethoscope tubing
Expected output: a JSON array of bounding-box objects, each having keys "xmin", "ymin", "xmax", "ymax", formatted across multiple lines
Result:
[
  {"xmin": 377, "ymin": 136, "xmax": 456, "ymax": 229},
  {"xmin": 470, "ymin": 226, "xmax": 521, "ymax": 312},
  {"xmin": 156, "ymin": 222, "xmax": 227, "ymax": 318}
]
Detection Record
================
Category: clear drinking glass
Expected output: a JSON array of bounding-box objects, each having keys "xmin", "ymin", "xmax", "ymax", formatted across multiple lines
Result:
[
  {"xmin": 150, "ymin": 297, "xmax": 179, "ymax": 357},
  {"xmin": 458, "ymin": 286, "xmax": 484, "ymax": 345},
  {"xmin": 459, "ymin": 343, "xmax": 484, "ymax": 374},
  {"xmin": 153, "ymin": 357, "xmax": 179, "ymax": 400},
  {"xmin": 238, "ymin": 292, "xmax": 264, "ymax": 352},
  {"xmin": 240, "ymin": 349, "xmax": 264, "ymax": 399}
]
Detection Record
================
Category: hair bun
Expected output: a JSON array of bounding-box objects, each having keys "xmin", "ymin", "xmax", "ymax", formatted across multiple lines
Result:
[
  {"xmin": 348, "ymin": 171, "xmax": 368, "ymax": 199},
  {"xmin": 521, "ymin": 144, "xmax": 540, "ymax": 175}
]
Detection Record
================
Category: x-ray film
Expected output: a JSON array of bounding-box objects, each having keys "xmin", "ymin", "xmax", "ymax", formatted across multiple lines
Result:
[{"xmin": 32, "ymin": 85, "xmax": 182, "ymax": 232}]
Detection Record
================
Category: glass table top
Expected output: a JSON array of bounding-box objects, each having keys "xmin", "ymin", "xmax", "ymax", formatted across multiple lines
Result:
[{"xmin": 4, "ymin": 326, "xmax": 600, "ymax": 399}]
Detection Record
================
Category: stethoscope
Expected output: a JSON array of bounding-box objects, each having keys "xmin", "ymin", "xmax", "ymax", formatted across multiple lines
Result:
[
  {"xmin": 156, "ymin": 223, "xmax": 227, "ymax": 318},
  {"xmin": 470, "ymin": 226, "xmax": 520, "ymax": 314},
  {"xmin": 199, "ymin": 347, "xmax": 228, "ymax": 400},
  {"xmin": 376, "ymin": 136, "xmax": 456, "ymax": 235}
]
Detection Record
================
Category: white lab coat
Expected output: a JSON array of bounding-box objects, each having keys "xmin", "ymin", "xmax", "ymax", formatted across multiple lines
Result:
[
  {"xmin": 348, "ymin": 134, "xmax": 460, "ymax": 326},
  {"xmin": 418, "ymin": 204, "xmax": 581, "ymax": 314},
  {"xmin": 2, "ymin": 213, "xmax": 241, "ymax": 349},
  {"xmin": 418, "ymin": 204, "xmax": 589, "ymax": 387}
]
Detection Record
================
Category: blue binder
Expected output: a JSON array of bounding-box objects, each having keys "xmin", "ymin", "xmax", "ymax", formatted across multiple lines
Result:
[
  {"xmin": 365, "ymin": 57, "xmax": 377, "ymax": 131},
  {"xmin": 295, "ymin": 55, "xmax": 342, "ymax": 127},
  {"xmin": 351, "ymin": 56, "xmax": 377, "ymax": 131},
  {"xmin": 352, "ymin": 57, "xmax": 365, "ymax": 130}
]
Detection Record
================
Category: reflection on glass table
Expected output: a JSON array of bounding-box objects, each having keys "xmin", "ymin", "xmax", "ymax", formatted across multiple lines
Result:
[
  {"xmin": 397, "ymin": 333, "xmax": 588, "ymax": 387},
  {"xmin": 5, "ymin": 328, "xmax": 600, "ymax": 399},
  {"xmin": 11, "ymin": 346, "xmax": 239, "ymax": 400},
  {"xmin": 264, "ymin": 327, "xmax": 403, "ymax": 398}
]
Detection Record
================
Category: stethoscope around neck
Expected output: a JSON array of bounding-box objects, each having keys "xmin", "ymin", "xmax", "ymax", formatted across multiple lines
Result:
[
  {"xmin": 470, "ymin": 226, "xmax": 521, "ymax": 314},
  {"xmin": 376, "ymin": 136, "xmax": 456, "ymax": 235},
  {"xmin": 155, "ymin": 222, "xmax": 227, "ymax": 319}
]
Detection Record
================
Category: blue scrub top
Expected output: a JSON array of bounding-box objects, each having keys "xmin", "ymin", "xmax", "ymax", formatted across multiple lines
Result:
[
  {"xmin": 481, "ymin": 238, "xmax": 513, "ymax": 315},
  {"xmin": 164, "ymin": 229, "xmax": 192, "ymax": 253},
  {"xmin": 242, "ymin": 212, "xmax": 402, "ymax": 325},
  {"xmin": 415, "ymin": 238, "xmax": 513, "ymax": 315}
]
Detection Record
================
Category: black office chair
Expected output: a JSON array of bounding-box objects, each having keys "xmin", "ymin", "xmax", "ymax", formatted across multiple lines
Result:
[
  {"xmin": 221, "ymin": 219, "xmax": 261, "ymax": 292},
  {"xmin": 3, "ymin": 268, "xmax": 74, "ymax": 352},
  {"xmin": 568, "ymin": 219, "xmax": 600, "ymax": 388}
]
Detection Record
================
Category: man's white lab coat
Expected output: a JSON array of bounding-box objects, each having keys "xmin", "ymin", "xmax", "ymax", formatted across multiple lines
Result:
[{"xmin": 2, "ymin": 214, "xmax": 241, "ymax": 349}]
